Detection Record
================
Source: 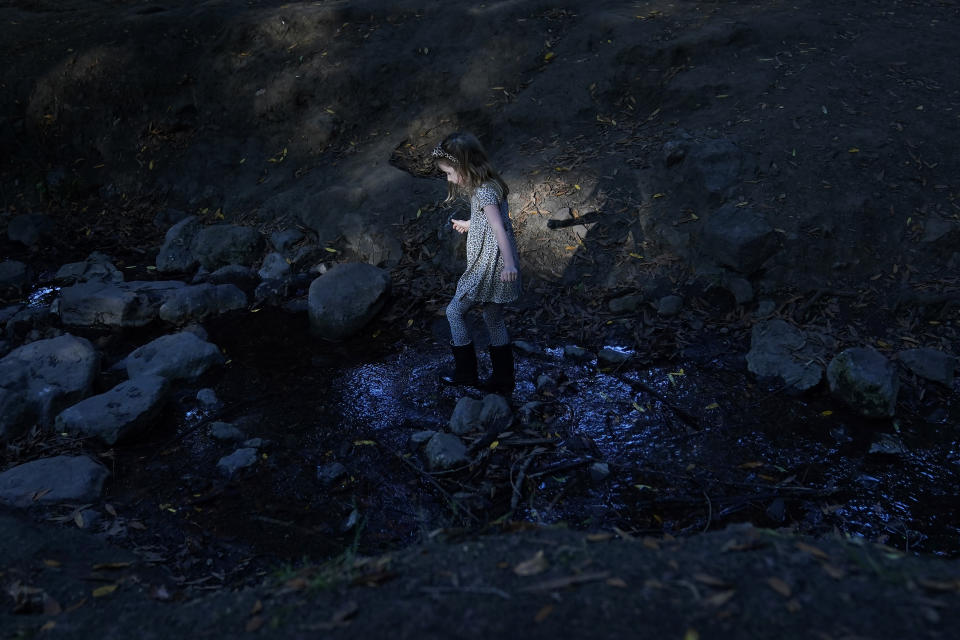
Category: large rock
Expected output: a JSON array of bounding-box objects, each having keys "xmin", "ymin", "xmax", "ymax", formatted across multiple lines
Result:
[
  {"xmin": 308, "ymin": 263, "xmax": 391, "ymax": 340},
  {"xmin": 0, "ymin": 455, "xmax": 109, "ymax": 508},
  {"xmin": 7, "ymin": 213, "xmax": 54, "ymax": 247},
  {"xmin": 257, "ymin": 252, "xmax": 291, "ymax": 281},
  {"xmin": 0, "ymin": 260, "xmax": 30, "ymax": 296},
  {"xmin": 156, "ymin": 216, "xmax": 201, "ymax": 273},
  {"xmin": 0, "ymin": 335, "xmax": 99, "ymax": 440},
  {"xmin": 897, "ymin": 348, "xmax": 956, "ymax": 387},
  {"xmin": 827, "ymin": 347, "xmax": 899, "ymax": 418},
  {"xmin": 58, "ymin": 280, "xmax": 185, "ymax": 328},
  {"xmin": 191, "ymin": 224, "xmax": 265, "ymax": 270},
  {"xmin": 126, "ymin": 332, "xmax": 225, "ymax": 381},
  {"xmin": 699, "ymin": 205, "xmax": 779, "ymax": 274},
  {"xmin": 54, "ymin": 251, "xmax": 124, "ymax": 284},
  {"xmin": 205, "ymin": 265, "xmax": 260, "ymax": 294},
  {"xmin": 158, "ymin": 283, "xmax": 247, "ymax": 324},
  {"xmin": 55, "ymin": 375, "xmax": 170, "ymax": 445},
  {"xmin": 746, "ymin": 319, "xmax": 832, "ymax": 392},
  {"xmin": 449, "ymin": 394, "xmax": 513, "ymax": 436}
]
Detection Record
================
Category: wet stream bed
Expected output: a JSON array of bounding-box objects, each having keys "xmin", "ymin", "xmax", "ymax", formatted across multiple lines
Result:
[{"xmin": 66, "ymin": 306, "xmax": 958, "ymax": 590}]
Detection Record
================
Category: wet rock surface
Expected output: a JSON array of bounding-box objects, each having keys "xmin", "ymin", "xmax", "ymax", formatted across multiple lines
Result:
[{"xmin": 0, "ymin": 455, "xmax": 109, "ymax": 507}]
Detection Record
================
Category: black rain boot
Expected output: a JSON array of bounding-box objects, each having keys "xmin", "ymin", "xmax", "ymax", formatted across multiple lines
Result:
[
  {"xmin": 439, "ymin": 342, "xmax": 478, "ymax": 386},
  {"xmin": 481, "ymin": 343, "xmax": 515, "ymax": 394}
]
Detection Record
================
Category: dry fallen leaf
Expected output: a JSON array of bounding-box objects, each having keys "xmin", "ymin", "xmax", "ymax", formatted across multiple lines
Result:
[
  {"xmin": 534, "ymin": 604, "xmax": 554, "ymax": 622},
  {"xmin": 703, "ymin": 589, "xmax": 736, "ymax": 607},
  {"xmin": 767, "ymin": 577, "xmax": 792, "ymax": 598},
  {"xmin": 91, "ymin": 584, "xmax": 117, "ymax": 598},
  {"xmin": 694, "ymin": 573, "xmax": 731, "ymax": 588},
  {"xmin": 786, "ymin": 598, "xmax": 802, "ymax": 612},
  {"xmin": 820, "ymin": 562, "xmax": 847, "ymax": 580},
  {"xmin": 794, "ymin": 541, "xmax": 828, "ymax": 560},
  {"xmin": 916, "ymin": 578, "xmax": 959, "ymax": 592},
  {"xmin": 250, "ymin": 599, "xmax": 263, "ymax": 615},
  {"xmin": 586, "ymin": 533, "xmax": 614, "ymax": 543},
  {"xmin": 245, "ymin": 616, "xmax": 264, "ymax": 632},
  {"xmin": 513, "ymin": 550, "xmax": 549, "ymax": 576},
  {"xmin": 606, "ymin": 577, "xmax": 628, "ymax": 588}
]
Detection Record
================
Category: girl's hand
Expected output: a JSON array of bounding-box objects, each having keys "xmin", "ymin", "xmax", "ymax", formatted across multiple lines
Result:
[
  {"xmin": 500, "ymin": 265, "xmax": 518, "ymax": 282},
  {"xmin": 452, "ymin": 219, "xmax": 470, "ymax": 234}
]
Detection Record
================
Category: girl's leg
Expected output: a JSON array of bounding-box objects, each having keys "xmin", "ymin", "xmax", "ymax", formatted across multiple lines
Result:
[
  {"xmin": 481, "ymin": 303, "xmax": 509, "ymax": 347},
  {"xmin": 445, "ymin": 296, "xmax": 473, "ymax": 346}
]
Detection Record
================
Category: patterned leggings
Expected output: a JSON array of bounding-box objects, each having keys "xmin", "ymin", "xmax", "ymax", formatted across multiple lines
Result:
[{"xmin": 446, "ymin": 298, "xmax": 509, "ymax": 347}]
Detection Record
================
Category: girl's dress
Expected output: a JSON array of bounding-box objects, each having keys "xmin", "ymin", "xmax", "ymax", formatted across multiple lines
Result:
[{"xmin": 453, "ymin": 181, "xmax": 521, "ymax": 305}]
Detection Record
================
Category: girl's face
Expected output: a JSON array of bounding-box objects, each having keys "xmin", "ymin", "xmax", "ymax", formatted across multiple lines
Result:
[{"xmin": 438, "ymin": 162, "xmax": 462, "ymax": 185}]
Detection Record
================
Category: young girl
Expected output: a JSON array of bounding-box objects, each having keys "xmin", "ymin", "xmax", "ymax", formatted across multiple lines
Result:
[{"xmin": 432, "ymin": 132, "xmax": 521, "ymax": 394}]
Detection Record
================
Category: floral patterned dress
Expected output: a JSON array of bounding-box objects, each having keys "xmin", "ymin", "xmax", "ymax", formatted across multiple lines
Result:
[{"xmin": 452, "ymin": 181, "xmax": 521, "ymax": 305}]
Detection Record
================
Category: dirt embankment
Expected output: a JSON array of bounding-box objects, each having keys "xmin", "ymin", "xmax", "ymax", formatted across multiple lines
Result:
[{"xmin": 3, "ymin": 0, "xmax": 959, "ymax": 299}]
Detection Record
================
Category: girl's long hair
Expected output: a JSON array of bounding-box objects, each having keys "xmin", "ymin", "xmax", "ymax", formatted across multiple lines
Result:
[{"xmin": 434, "ymin": 132, "xmax": 509, "ymax": 204}]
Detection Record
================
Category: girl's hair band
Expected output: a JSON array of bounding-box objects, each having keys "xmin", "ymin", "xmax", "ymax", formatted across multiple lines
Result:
[{"xmin": 431, "ymin": 142, "xmax": 457, "ymax": 164}]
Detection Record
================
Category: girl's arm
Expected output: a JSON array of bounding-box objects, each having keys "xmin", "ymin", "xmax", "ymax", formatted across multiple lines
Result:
[{"xmin": 483, "ymin": 204, "xmax": 519, "ymax": 282}]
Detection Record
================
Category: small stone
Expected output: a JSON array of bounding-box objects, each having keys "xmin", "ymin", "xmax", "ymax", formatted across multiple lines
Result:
[
  {"xmin": 868, "ymin": 433, "xmax": 908, "ymax": 456},
  {"xmin": 243, "ymin": 438, "xmax": 265, "ymax": 449},
  {"xmin": 512, "ymin": 340, "xmax": 542, "ymax": 356},
  {"xmin": 410, "ymin": 430, "xmax": 437, "ymax": 446},
  {"xmin": 536, "ymin": 374, "xmax": 557, "ymax": 393},
  {"xmin": 725, "ymin": 277, "xmax": 754, "ymax": 304},
  {"xmin": 424, "ymin": 433, "xmax": 468, "ymax": 470},
  {"xmin": 196, "ymin": 388, "xmax": 219, "ymax": 408},
  {"xmin": 316, "ymin": 461, "xmax": 347, "ymax": 486},
  {"xmin": 209, "ymin": 421, "xmax": 244, "ymax": 442},
  {"xmin": 657, "ymin": 295, "xmax": 683, "ymax": 316},
  {"xmin": 827, "ymin": 347, "xmax": 899, "ymax": 418},
  {"xmin": 898, "ymin": 348, "xmax": 956, "ymax": 387},
  {"xmin": 598, "ymin": 347, "xmax": 631, "ymax": 367},
  {"xmin": 756, "ymin": 299, "xmax": 777, "ymax": 317},
  {"xmin": 258, "ymin": 252, "xmax": 291, "ymax": 281},
  {"xmin": 590, "ymin": 462, "xmax": 610, "ymax": 483},
  {"xmin": 216, "ymin": 448, "xmax": 258, "ymax": 477},
  {"xmin": 608, "ymin": 294, "xmax": 643, "ymax": 314},
  {"xmin": 563, "ymin": 345, "xmax": 594, "ymax": 362}
]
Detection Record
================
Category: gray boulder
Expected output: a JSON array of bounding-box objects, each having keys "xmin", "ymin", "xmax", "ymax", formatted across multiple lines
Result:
[
  {"xmin": 54, "ymin": 252, "xmax": 123, "ymax": 284},
  {"xmin": 158, "ymin": 283, "xmax": 247, "ymax": 325},
  {"xmin": 0, "ymin": 455, "xmax": 109, "ymax": 508},
  {"xmin": 897, "ymin": 348, "xmax": 956, "ymax": 387},
  {"xmin": 746, "ymin": 319, "xmax": 831, "ymax": 392},
  {"xmin": 217, "ymin": 448, "xmax": 258, "ymax": 477},
  {"xmin": 7, "ymin": 214, "xmax": 54, "ymax": 247},
  {"xmin": 205, "ymin": 265, "xmax": 260, "ymax": 294},
  {"xmin": 678, "ymin": 138, "xmax": 755, "ymax": 197},
  {"xmin": 609, "ymin": 294, "xmax": 643, "ymax": 314},
  {"xmin": 156, "ymin": 216, "xmax": 201, "ymax": 273},
  {"xmin": 724, "ymin": 277, "xmax": 754, "ymax": 304},
  {"xmin": 191, "ymin": 224, "xmax": 265, "ymax": 270},
  {"xmin": 58, "ymin": 280, "xmax": 185, "ymax": 328},
  {"xmin": 449, "ymin": 394, "xmax": 512, "ymax": 436},
  {"xmin": 308, "ymin": 263, "xmax": 391, "ymax": 340},
  {"xmin": 424, "ymin": 433, "xmax": 468, "ymax": 470},
  {"xmin": 126, "ymin": 332, "xmax": 225, "ymax": 381},
  {"xmin": 700, "ymin": 205, "xmax": 779, "ymax": 274},
  {"xmin": 657, "ymin": 295, "xmax": 684, "ymax": 316},
  {"xmin": 270, "ymin": 228, "xmax": 305, "ymax": 254},
  {"xmin": 0, "ymin": 334, "xmax": 99, "ymax": 440},
  {"xmin": 0, "ymin": 260, "xmax": 30, "ymax": 296},
  {"xmin": 827, "ymin": 347, "xmax": 899, "ymax": 418},
  {"xmin": 54, "ymin": 375, "xmax": 170, "ymax": 445},
  {"xmin": 258, "ymin": 252, "xmax": 291, "ymax": 281}
]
